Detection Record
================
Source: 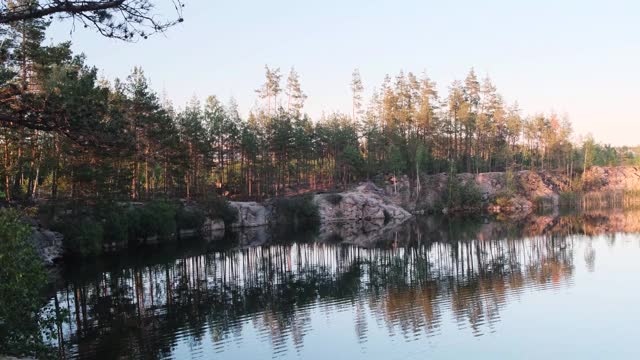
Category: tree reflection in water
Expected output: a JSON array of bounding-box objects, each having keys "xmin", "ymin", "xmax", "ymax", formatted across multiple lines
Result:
[{"xmin": 48, "ymin": 209, "xmax": 640, "ymax": 359}]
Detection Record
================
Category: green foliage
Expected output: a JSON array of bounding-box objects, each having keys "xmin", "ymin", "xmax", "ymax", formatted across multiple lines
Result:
[
  {"xmin": 176, "ymin": 205, "xmax": 207, "ymax": 231},
  {"xmin": 441, "ymin": 176, "xmax": 482, "ymax": 211},
  {"xmin": 272, "ymin": 194, "xmax": 320, "ymax": 229},
  {"xmin": 56, "ymin": 216, "xmax": 104, "ymax": 256},
  {"xmin": 339, "ymin": 145, "xmax": 365, "ymax": 178},
  {"xmin": 387, "ymin": 144, "xmax": 408, "ymax": 174},
  {"xmin": 489, "ymin": 170, "xmax": 519, "ymax": 209},
  {"xmin": 130, "ymin": 201, "xmax": 177, "ymax": 241},
  {"xmin": 505, "ymin": 168, "xmax": 517, "ymax": 194},
  {"xmin": 200, "ymin": 194, "xmax": 237, "ymax": 225},
  {"xmin": 0, "ymin": 11, "xmax": 632, "ymax": 211},
  {"xmin": 493, "ymin": 191, "xmax": 514, "ymax": 208},
  {"xmin": 0, "ymin": 209, "xmax": 57, "ymax": 358},
  {"xmin": 95, "ymin": 201, "xmax": 129, "ymax": 245}
]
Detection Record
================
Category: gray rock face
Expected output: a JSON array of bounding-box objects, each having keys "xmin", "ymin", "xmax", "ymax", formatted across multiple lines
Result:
[
  {"xmin": 229, "ymin": 201, "xmax": 270, "ymax": 228},
  {"xmin": 227, "ymin": 182, "xmax": 411, "ymax": 229},
  {"xmin": 315, "ymin": 183, "xmax": 412, "ymax": 223},
  {"xmin": 29, "ymin": 228, "xmax": 64, "ymax": 266}
]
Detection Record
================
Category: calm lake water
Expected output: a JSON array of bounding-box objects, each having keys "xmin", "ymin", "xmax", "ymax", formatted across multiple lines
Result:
[{"xmin": 47, "ymin": 210, "xmax": 640, "ymax": 359}]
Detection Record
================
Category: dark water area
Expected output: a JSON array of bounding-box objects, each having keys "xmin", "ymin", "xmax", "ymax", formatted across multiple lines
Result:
[{"xmin": 47, "ymin": 210, "xmax": 640, "ymax": 359}]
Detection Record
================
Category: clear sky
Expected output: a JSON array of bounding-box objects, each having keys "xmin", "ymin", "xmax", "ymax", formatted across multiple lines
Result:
[{"xmin": 48, "ymin": 0, "xmax": 639, "ymax": 145}]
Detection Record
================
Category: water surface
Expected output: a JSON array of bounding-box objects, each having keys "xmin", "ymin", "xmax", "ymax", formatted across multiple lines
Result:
[{"xmin": 48, "ymin": 210, "xmax": 640, "ymax": 359}]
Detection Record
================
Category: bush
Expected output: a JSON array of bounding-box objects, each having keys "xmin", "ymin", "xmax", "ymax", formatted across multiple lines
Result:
[
  {"xmin": 94, "ymin": 201, "xmax": 129, "ymax": 245},
  {"xmin": 272, "ymin": 194, "xmax": 320, "ymax": 229},
  {"xmin": 130, "ymin": 200, "xmax": 177, "ymax": 241},
  {"xmin": 55, "ymin": 216, "xmax": 104, "ymax": 257},
  {"xmin": 176, "ymin": 206, "xmax": 207, "ymax": 231},
  {"xmin": 441, "ymin": 176, "xmax": 482, "ymax": 211},
  {"xmin": 200, "ymin": 194, "xmax": 237, "ymax": 225},
  {"xmin": 102, "ymin": 209, "xmax": 129, "ymax": 245},
  {"xmin": 494, "ymin": 193, "xmax": 512, "ymax": 208},
  {"xmin": 0, "ymin": 209, "xmax": 59, "ymax": 358},
  {"xmin": 325, "ymin": 193, "xmax": 343, "ymax": 206}
]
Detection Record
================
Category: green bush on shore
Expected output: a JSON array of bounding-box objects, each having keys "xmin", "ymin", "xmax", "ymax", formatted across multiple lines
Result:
[
  {"xmin": 199, "ymin": 194, "xmax": 238, "ymax": 225},
  {"xmin": 438, "ymin": 176, "xmax": 483, "ymax": 211},
  {"xmin": 176, "ymin": 205, "xmax": 207, "ymax": 231},
  {"xmin": 272, "ymin": 194, "xmax": 320, "ymax": 229},
  {"xmin": 44, "ymin": 195, "xmax": 252, "ymax": 256},
  {"xmin": 54, "ymin": 216, "xmax": 104, "ymax": 257},
  {"xmin": 0, "ymin": 209, "xmax": 59, "ymax": 358},
  {"xmin": 95, "ymin": 201, "xmax": 129, "ymax": 245},
  {"xmin": 54, "ymin": 200, "xmax": 179, "ymax": 255},
  {"xmin": 129, "ymin": 200, "xmax": 177, "ymax": 241}
]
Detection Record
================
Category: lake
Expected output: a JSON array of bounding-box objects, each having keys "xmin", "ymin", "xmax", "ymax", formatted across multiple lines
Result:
[{"xmin": 47, "ymin": 210, "xmax": 640, "ymax": 359}]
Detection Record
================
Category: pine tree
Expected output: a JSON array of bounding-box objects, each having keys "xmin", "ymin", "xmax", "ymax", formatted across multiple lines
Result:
[{"xmin": 285, "ymin": 67, "xmax": 307, "ymax": 115}]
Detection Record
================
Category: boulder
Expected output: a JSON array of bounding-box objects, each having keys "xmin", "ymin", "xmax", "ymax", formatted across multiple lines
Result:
[
  {"xmin": 28, "ymin": 228, "xmax": 64, "ymax": 266},
  {"xmin": 229, "ymin": 201, "xmax": 270, "ymax": 228},
  {"xmin": 315, "ymin": 182, "xmax": 412, "ymax": 223}
]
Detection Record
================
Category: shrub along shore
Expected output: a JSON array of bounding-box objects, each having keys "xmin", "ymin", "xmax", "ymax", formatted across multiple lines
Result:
[
  {"xmin": 33, "ymin": 193, "xmax": 325, "ymax": 258},
  {"xmin": 6, "ymin": 165, "xmax": 640, "ymax": 263}
]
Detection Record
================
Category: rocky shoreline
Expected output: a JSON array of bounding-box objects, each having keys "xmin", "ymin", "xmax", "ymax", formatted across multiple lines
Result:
[
  {"xmin": 229, "ymin": 182, "xmax": 412, "ymax": 228},
  {"xmin": 27, "ymin": 166, "xmax": 640, "ymax": 265},
  {"xmin": 385, "ymin": 166, "xmax": 640, "ymax": 215}
]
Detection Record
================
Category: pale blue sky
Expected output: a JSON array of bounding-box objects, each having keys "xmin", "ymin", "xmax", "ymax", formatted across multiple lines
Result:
[{"xmin": 48, "ymin": 0, "xmax": 639, "ymax": 145}]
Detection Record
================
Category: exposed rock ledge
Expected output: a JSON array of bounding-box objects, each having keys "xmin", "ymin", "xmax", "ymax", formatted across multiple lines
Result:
[
  {"xmin": 229, "ymin": 201, "xmax": 270, "ymax": 228},
  {"xmin": 229, "ymin": 182, "xmax": 412, "ymax": 228},
  {"xmin": 28, "ymin": 227, "xmax": 64, "ymax": 266},
  {"xmin": 315, "ymin": 183, "xmax": 412, "ymax": 222}
]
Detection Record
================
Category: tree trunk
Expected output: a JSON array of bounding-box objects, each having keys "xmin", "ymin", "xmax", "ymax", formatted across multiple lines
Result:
[{"xmin": 3, "ymin": 137, "xmax": 9, "ymax": 201}]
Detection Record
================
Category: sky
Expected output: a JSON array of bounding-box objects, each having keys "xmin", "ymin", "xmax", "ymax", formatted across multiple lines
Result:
[{"xmin": 48, "ymin": 0, "xmax": 640, "ymax": 145}]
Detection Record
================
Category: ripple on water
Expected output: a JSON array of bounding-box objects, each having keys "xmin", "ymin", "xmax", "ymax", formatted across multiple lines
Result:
[{"xmin": 50, "ymin": 218, "xmax": 631, "ymax": 360}]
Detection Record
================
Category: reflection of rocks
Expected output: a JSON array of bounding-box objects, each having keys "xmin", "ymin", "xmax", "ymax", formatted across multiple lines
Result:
[
  {"xmin": 51, "ymin": 220, "xmax": 577, "ymax": 359},
  {"xmin": 315, "ymin": 182, "xmax": 412, "ymax": 222},
  {"xmin": 229, "ymin": 202, "xmax": 270, "ymax": 228},
  {"xmin": 317, "ymin": 217, "xmax": 411, "ymax": 246},
  {"xmin": 29, "ymin": 228, "xmax": 64, "ymax": 266},
  {"xmin": 234, "ymin": 226, "xmax": 272, "ymax": 247},
  {"xmin": 200, "ymin": 218, "xmax": 225, "ymax": 241}
]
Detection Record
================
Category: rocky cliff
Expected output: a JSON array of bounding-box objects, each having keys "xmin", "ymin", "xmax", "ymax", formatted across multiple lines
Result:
[
  {"xmin": 314, "ymin": 183, "xmax": 412, "ymax": 222},
  {"xmin": 384, "ymin": 166, "xmax": 640, "ymax": 215},
  {"xmin": 28, "ymin": 227, "xmax": 64, "ymax": 266},
  {"xmin": 229, "ymin": 201, "xmax": 270, "ymax": 228},
  {"xmin": 228, "ymin": 183, "xmax": 412, "ymax": 228}
]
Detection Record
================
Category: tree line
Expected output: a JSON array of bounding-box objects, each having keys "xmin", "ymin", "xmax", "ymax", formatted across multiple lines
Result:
[{"xmin": 1, "ymin": 14, "xmax": 638, "ymax": 203}]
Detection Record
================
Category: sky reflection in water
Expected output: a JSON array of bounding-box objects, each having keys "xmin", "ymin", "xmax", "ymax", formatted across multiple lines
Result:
[{"xmin": 50, "ymin": 211, "xmax": 640, "ymax": 359}]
